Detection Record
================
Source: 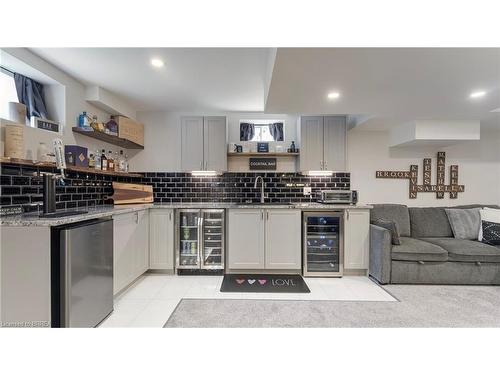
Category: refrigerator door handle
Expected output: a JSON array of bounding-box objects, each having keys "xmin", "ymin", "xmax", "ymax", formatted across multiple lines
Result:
[{"xmin": 199, "ymin": 215, "xmax": 204, "ymax": 268}]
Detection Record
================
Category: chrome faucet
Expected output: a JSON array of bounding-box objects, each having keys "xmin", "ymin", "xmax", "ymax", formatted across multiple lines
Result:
[{"xmin": 253, "ymin": 176, "xmax": 268, "ymax": 203}]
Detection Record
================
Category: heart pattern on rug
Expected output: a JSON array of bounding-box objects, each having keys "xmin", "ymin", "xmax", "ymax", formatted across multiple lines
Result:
[
  {"xmin": 258, "ymin": 279, "xmax": 267, "ymax": 285},
  {"xmin": 248, "ymin": 279, "xmax": 256, "ymax": 285},
  {"xmin": 236, "ymin": 279, "xmax": 245, "ymax": 284}
]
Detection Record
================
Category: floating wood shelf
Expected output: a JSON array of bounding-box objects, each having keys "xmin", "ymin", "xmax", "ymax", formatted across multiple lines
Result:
[
  {"xmin": 0, "ymin": 157, "xmax": 143, "ymax": 178},
  {"xmin": 72, "ymin": 127, "xmax": 144, "ymax": 149},
  {"xmin": 227, "ymin": 152, "xmax": 299, "ymax": 157}
]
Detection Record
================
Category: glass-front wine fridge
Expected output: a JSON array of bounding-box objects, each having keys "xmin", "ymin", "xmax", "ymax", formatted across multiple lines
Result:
[
  {"xmin": 303, "ymin": 212, "xmax": 343, "ymax": 277},
  {"xmin": 176, "ymin": 209, "xmax": 225, "ymax": 272}
]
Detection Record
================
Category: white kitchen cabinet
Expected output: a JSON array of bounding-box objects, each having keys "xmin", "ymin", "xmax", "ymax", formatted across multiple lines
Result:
[
  {"xmin": 323, "ymin": 116, "xmax": 347, "ymax": 171},
  {"xmin": 135, "ymin": 210, "xmax": 149, "ymax": 275},
  {"xmin": 203, "ymin": 116, "xmax": 227, "ymax": 171},
  {"xmin": 149, "ymin": 208, "xmax": 175, "ymax": 270},
  {"xmin": 298, "ymin": 116, "xmax": 324, "ymax": 172},
  {"xmin": 227, "ymin": 209, "xmax": 265, "ymax": 269},
  {"xmin": 113, "ymin": 212, "xmax": 136, "ymax": 294},
  {"xmin": 113, "ymin": 210, "xmax": 149, "ymax": 295},
  {"xmin": 181, "ymin": 116, "xmax": 205, "ymax": 171},
  {"xmin": 181, "ymin": 116, "xmax": 227, "ymax": 172},
  {"xmin": 344, "ymin": 209, "xmax": 370, "ymax": 270},
  {"xmin": 228, "ymin": 209, "xmax": 301, "ymax": 270},
  {"xmin": 298, "ymin": 115, "xmax": 347, "ymax": 172},
  {"xmin": 265, "ymin": 209, "xmax": 302, "ymax": 269}
]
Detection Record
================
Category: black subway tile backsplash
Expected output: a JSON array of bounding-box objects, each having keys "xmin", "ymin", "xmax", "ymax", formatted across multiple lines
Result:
[
  {"xmin": 140, "ymin": 171, "xmax": 349, "ymax": 204},
  {"xmin": 0, "ymin": 162, "xmax": 350, "ymax": 213}
]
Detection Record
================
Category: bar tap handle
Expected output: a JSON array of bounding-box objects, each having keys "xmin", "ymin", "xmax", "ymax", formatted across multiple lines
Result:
[{"xmin": 53, "ymin": 138, "xmax": 66, "ymax": 180}]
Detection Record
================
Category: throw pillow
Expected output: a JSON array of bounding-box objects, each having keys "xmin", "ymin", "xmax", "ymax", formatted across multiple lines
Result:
[
  {"xmin": 371, "ymin": 218, "xmax": 401, "ymax": 245},
  {"xmin": 481, "ymin": 220, "xmax": 500, "ymax": 246},
  {"xmin": 479, "ymin": 208, "xmax": 500, "ymax": 241},
  {"xmin": 445, "ymin": 208, "xmax": 480, "ymax": 240}
]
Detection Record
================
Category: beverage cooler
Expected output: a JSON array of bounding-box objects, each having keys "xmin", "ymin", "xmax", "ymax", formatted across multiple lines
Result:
[
  {"xmin": 303, "ymin": 212, "xmax": 343, "ymax": 277},
  {"xmin": 176, "ymin": 209, "xmax": 225, "ymax": 272}
]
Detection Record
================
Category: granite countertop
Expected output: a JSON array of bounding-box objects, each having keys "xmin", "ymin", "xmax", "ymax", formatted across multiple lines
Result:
[{"xmin": 0, "ymin": 202, "xmax": 372, "ymax": 227}]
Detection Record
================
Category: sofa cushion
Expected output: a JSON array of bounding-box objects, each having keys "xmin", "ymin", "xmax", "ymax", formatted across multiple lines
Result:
[
  {"xmin": 371, "ymin": 204, "xmax": 411, "ymax": 237},
  {"xmin": 391, "ymin": 237, "xmax": 448, "ymax": 262},
  {"xmin": 421, "ymin": 238, "xmax": 500, "ymax": 263},
  {"xmin": 371, "ymin": 218, "xmax": 401, "ymax": 245},
  {"xmin": 445, "ymin": 208, "xmax": 480, "ymax": 240},
  {"xmin": 409, "ymin": 207, "xmax": 453, "ymax": 238}
]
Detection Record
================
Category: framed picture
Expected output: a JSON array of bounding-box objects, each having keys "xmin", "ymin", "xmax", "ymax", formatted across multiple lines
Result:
[{"xmin": 257, "ymin": 142, "xmax": 269, "ymax": 153}]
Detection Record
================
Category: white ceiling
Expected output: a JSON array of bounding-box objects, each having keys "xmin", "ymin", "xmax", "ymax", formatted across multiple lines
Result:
[
  {"xmin": 30, "ymin": 48, "xmax": 270, "ymax": 112},
  {"xmin": 29, "ymin": 47, "xmax": 500, "ymax": 131},
  {"xmin": 265, "ymin": 48, "xmax": 500, "ymax": 129}
]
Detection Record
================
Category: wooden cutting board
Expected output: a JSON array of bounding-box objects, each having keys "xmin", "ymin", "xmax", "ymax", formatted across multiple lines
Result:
[{"xmin": 110, "ymin": 182, "xmax": 153, "ymax": 204}]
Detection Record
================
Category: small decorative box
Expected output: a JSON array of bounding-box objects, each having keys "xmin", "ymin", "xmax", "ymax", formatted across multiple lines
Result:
[{"xmin": 64, "ymin": 145, "xmax": 89, "ymax": 167}]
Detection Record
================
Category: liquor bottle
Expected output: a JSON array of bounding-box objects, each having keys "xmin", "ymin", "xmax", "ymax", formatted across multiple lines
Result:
[
  {"xmin": 88, "ymin": 153, "xmax": 95, "ymax": 168},
  {"xmin": 118, "ymin": 150, "xmax": 125, "ymax": 172},
  {"xmin": 101, "ymin": 149, "xmax": 108, "ymax": 171},
  {"xmin": 94, "ymin": 150, "xmax": 101, "ymax": 170},
  {"xmin": 114, "ymin": 151, "xmax": 120, "ymax": 171},
  {"xmin": 124, "ymin": 153, "xmax": 129, "ymax": 172},
  {"xmin": 107, "ymin": 151, "xmax": 114, "ymax": 171}
]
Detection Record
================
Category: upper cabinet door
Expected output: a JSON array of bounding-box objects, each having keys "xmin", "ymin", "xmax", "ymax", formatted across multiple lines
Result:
[
  {"xmin": 299, "ymin": 116, "xmax": 324, "ymax": 171},
  {"xmin": 181, "ymin": 116, "xmax": 204, "ymax": 171},
  {"xmin": 323, "ymin": 116, "xmax": 347, "ymax": 171},
  {"xmin": 203, "ymin": 116, "xmax": 227, "ymax": 171}
]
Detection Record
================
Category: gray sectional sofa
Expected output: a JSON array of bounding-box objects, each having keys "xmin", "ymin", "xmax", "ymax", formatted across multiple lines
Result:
[{"xmin": 369, "ymin": 204, "xmax": 500, "ymax": 285}]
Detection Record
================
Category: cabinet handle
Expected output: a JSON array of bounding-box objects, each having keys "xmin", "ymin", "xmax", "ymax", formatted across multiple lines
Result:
[
  {"xmin": 200, "ymin": 161, "xmax": 203, "ymax": 170},
  {"xmin": 135, "ymin": 212, "xmax": 139, "ymax": 223},
  {"xmin": 261, "ymin": 210, "xmax": 264, "ymax": 220},
  {"xmin": 169, "ymin": 211, "xmax": 172, "ymax": 221},
  {"xmin": 266, "ymin": 211, "xmax": 269, "ymax": 220},
  {"xmin": 346, "ymin": 210, "xmax": 350, "ymax": 221}
]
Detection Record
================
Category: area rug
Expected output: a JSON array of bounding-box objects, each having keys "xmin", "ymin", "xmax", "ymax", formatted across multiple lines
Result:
[
  {"xmin": 220, "ymin": 274, "xmax": 310, "ymax": 293},
  {"xmin": 164, "ymin": 284, "xmax": 500, "ymax": 327}
]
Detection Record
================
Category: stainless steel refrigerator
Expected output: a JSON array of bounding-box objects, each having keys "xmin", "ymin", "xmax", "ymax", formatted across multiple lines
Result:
[
  {"xmin": 176, "ymin": 209, "xmax": 225, "ymax": 271},
  {"xmin": 303, "ymin": 212, "xmax": 344, "ymax": 277}
]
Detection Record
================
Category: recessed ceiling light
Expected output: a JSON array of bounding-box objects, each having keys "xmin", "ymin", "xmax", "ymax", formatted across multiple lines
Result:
[
  {"xmin": 151, "ymin": 58, "xmax": 164, "ymax": 68},
  {"xmin": 327, "ymin": 92, "xmax": 340, "ymax": 99},
  {"xmin": 469, "ymin": 91, "xmax": 486, "ymax": 99}
]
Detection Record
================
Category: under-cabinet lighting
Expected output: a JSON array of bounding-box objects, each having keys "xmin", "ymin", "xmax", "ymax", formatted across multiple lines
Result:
[
  {"xmin": 191, "ymin": 171, "xmax": 220, "ymax": 177},
  {"xmin": 304, "ymin": 171, "xmax": 334, "ymax": 176},
  {"xmin": 327, "ymin": 92, "xmax": 340, "ymax": 99}
]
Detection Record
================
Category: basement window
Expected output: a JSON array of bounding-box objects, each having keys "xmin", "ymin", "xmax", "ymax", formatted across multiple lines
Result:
[
  {"xmin": 0, "ymin": 68, "xmax": 19, "ymax": 119},
  {"xmin": 240, "ymin": 120, "xmax": 284, "ymax": 142}
]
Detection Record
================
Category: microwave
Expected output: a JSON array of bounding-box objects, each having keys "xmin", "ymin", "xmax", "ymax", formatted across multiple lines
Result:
[{"xmin": 317, "ymin": 190, "xmax": 358, "ymax": 204}]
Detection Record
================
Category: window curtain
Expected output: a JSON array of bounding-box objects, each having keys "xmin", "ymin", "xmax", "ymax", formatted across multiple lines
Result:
[
  {"xmin": 268, "ymin": 122, "xmax": 284, "ymax": 141},
  {"xmin": 14, "ymin": 73, "xmax": 49, "ymax": 120},
  {"xmin": 240, "ymin": 122, "xmax": 255, "ymax": 141}
]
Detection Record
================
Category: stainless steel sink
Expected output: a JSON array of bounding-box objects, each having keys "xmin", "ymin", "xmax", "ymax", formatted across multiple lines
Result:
[{"xmin": 39, "ymin": 210, "xmax": 88, "ymax": 218}]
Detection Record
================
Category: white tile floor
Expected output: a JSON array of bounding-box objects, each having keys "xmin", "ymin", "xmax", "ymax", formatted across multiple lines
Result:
[{"xmin": 99, "ymin": 274, "xmax": 396, "ymax": 327}]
